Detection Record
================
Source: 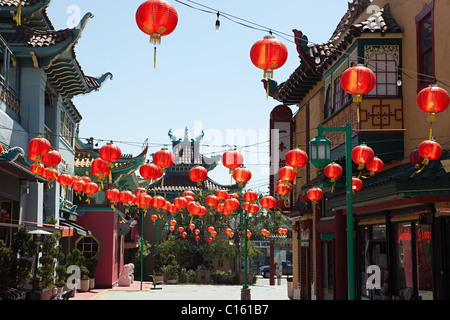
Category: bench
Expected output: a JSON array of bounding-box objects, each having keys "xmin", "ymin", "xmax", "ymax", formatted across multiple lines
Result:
[
  {"xmin": 50, "ymin": 290, "xmax": 73, "ymax": 300},
  {"xmin": 149, "ymin": 275, "xmax": 163, "ymax": 289}
]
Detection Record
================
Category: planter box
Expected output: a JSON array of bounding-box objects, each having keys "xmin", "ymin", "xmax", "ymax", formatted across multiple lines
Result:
[
  {"xmin": 239, "ymin": 271, "xmax": 254, "ymax": 285},
  {"xmin": 196, "ymin": 270, "xmax": 210, "ymax": 284},
  {"xmin": 89, "ymin": 278, "xmax": 95, "ymax": 290},
  {"xmin": 166, "ymin": 275, "xmax": 179, "ymax": 284},
  {"xmin": 79, "ymin": 279, "xmax": 90, "ymax": 292},
  {"xmin": 41, "ymin": 287, "xmax": 54, "ymax": 300}
]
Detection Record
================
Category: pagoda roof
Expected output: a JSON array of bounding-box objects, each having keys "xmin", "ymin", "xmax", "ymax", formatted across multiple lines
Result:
[
  {"xmin": 0, "ymin": 3, "xmax": 112, "ymax": 100},
  {"xmin": 74, "ymin": 137, "xmax": 148, "ymax": 191},
  {"xmin": 268, "ymin": 2, "xmax": 403, "ymax": 105}
]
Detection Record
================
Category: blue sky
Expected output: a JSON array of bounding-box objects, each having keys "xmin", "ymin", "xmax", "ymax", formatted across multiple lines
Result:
[{"xmin": 46, "ymin": 0, "xmax": 352, "ymax": 193}]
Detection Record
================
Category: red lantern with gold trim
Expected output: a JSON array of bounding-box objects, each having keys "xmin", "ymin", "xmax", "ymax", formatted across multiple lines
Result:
[
  {"xmin": 84, "ymin": 182, "xmax": 99, "ymax": 204},
  {"xmin": 340, "ymin": 64, "xmax": 376, "ymax": 102},
  {"xmin": 215, "ymin": 189, "xmax": 229, "ymax": 202},
  {"xmin": 243, "ymin": 190, "xmax": 258, "ymax": 204},
  {"xmin": 224, "ymin": 198, "xmax": 239, "ymax": 213},
  {"xmin": 189, "ymin": 165, "xmax": 207, "ymax": 186},
  {"xmin": 42, "ymin": 149, "xmax": 61, "ymax": 169},
  {"xmin": 100, "ymin": 141, "xmax": 121, "ymax": 167},
  {"xmin": 278, "ymin": 166, "xmax": 296, "ymax": 185},
  {"xmin": 366, "ymin": 157, "xmax": 384, "ymax": 176},
  {"xmin": 351, "ymin": 144, "xmax": 375, "ymax": 170},
  {"xmin": 324, "ymin": 162, "xmax": 343, "ymax": 182},
  {"xmin": 409, "ymin": 149, "xmax": 424, "ymax": 169},
  {"xmin": 174, "ymin": 196, "xmax": 188, "ymax": 209},
  {"xmin": 232, "ymin": 166, "xmax": 252, "ymax": 186},
  {"xmin": 307, "ymin": 187, "xmax": 323, "ymax": 203},
  {"xmin": 139, "ymin": 161, "xmax": 162, "ymax": 182},
  {"xmin": 417, "ymin": 84, "xmax": 450, "ymax": 118},
  {"xmin": 136, "ymin": 0, "xmax": 178, "ymax": 68},
  {"xmin": 205, "ymin": 195, "xmax": 219, "ymax": 208},
  {"xmin": 352, "ymin": 177, "xmax": 363, "ymax": 193},
  {"xmin": 250, "ymin": 34, "xmax": 288, "ymax": 98},
  {"xmin": 418, "ymin": 139, "xmax": 442, "ymax": 164},
  {"xmin": 28, "ymin": 136, "xmax": 51, "ymax": 164},
  {"xmin": 153, "ymin": 148, "xmax": 175, "ymax": 173},
  {"xmin": 221, "ymin": 149, "xmax": 244, "ymax": 175},
  {"xmin": 260, "ymin": 195, "xmax": 276, "ymax": 209}
]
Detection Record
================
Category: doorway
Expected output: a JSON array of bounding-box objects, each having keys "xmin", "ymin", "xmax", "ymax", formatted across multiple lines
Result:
[{"xmin": 322, "ymin": 240, "xmax": 333, "ymax": 300}]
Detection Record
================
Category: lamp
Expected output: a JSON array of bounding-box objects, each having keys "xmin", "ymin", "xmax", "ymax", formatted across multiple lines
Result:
[{"xmin": 309, "ymin": 134, "xmax": 331, "ymax": 168}]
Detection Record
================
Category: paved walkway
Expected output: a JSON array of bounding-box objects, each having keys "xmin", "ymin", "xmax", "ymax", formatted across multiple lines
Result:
[{"xmin": 70, "ymin": 276, "xmax": 290, "ymax": 300}]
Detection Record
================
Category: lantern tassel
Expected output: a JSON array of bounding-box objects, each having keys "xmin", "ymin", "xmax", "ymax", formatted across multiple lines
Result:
[
  {"xmin": 429, "ymin": 122, "xmax": 433, "ymax": 140},
  {"xmin": 154, "ymin": 46, "xmax": 157, "ymax": 69}
]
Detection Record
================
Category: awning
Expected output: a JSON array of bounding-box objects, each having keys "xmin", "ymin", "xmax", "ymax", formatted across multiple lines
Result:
[
  {"xmin": 0, "ymin": 160, "xmax": 46, "ymax": 182},
  {"xmin": 59, "ymin": 219, "xmax": 92, "ymax": 236}
]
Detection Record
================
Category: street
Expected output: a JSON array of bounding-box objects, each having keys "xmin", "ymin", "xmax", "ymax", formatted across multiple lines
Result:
[{"xmin": 91, "ymin": 276, "xmax": 290, "ymax": 300}]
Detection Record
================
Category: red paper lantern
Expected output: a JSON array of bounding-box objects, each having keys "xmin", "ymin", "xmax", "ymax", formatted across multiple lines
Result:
[
  {"xmin": 135, "ymin": 0, "xmax": 178, "ymax": 45},
  {"xmin": 307, "ymin": 187, "xmax": 323, "ymax": 203},
  {"xmin": 84, "ymin": 182, "xmax": 99, "ymax": 203},
  {"xmin": 120, "ymin": 190, "xmax": 134, "ymax": 205},
  {"xmin": 169, "ymin": 219, "xmax": 177, "ymax": 226},
  {"xmin": 285, "ymin": 148, "xmax": 308, "ymax": 169},
  {"xmin": 340, "ymin": 65, "xmax": 376, "ymax": 102},
  {"xmin": 30, "ymin": 162, "xmax": 44, "ymax": 177},
  {"xmin": 174, "ymin": 196, "xmax": 188, "ymax": 209},
  {"xmin": 224, "ymin": 198, "xmax": 239, "ymax": 213},
  {"xmin": 276, "ymin": 183, "xmax": 292, "ymax": 197},
  {"xmin": 139, "ymin": 162, "xmax": 162, "ymax": 182},
  {"xmin": 418, "ymin": 139, "xmax": 442, "ymax": 164},
  {"xmin": 198, "ymin": 206, "xmax": 207, "ymax": 217},
  {"xmin": 409, "ymin": 149, "xmax": 424, "ymax": 169},
  {"xmin": 232, "ymin": 167, "xmax": 252, "ymax": 186},
  {"xmin": 248, "ymin": 204, "xmax": 259, "ymax": 214},
  {"xmin": 417, "ymin": 84, "xmax": 450, "ymax": 116},
  {"xmin": 150, "ymin": 214, "xmax": 158, "ymax": 223},
  {"xmin": 41, "ymin": 167, "xmax": 58, "ymax": 181},
  {"xmin": 169, "ymin": 225, "xmax": 175, "ymax": 232},
  {"xmin": 221, "ymin": 149, "xmax": 244, "ymax": 174},
  {"xmin": 250, "ymin": 35, "xmax": 288, "ymax": 80},
  {"xmin": 229, "ymin": 193, "xmax": 239, "ymax": 200},
  {"xmin": 188, "ymin": 223, "xmax": 195, "ymax": 230},
  {"xmin": 106, "ymin": 188, "xmax": 120, "ymax": 204},
  {"xmin": 215, "ymin": 189, "xmax": 229, "ymax": 201},
  {"xmin": 278, "ymin": 166, "xmax": 296, "ymax": 184},
  {"xmin": 205, "ymin": 195, "xmax": 219, "ymax": 208},
  {"xmin": 91, "ymin": 158, "xmax": 111, "ymax": 187},
  {"xmin": 42, "ymin": 149, "xmax": 62, "ymax": 169},
  {"xmin": 57, "ymin": 174, "xmax": 72, "ymax": 188},
  {"xmin": 260, "ymin": 195, "xmax": 276, "ymax": 209},
  {"xmin": 261, "ymin": 229, "xmax": 270, "ymax": 237},
  {"xmin": 194, "ymin": 229, "xmax": 200, "ymax": 235},
  {"xmin": 99, "ymin": 141, "xmax": 121, "ymax": 167},
  {"xmin": 366, "ymin": 157, "xmax": 384, "ymax": 176},
  {"xmin": 153, "ymin": 148, "xmax": 175, "ymax": 173},
  {"xmin": 351, "ymin": 144, "xmax": 375, "ymax": 170},
  {"xmin": 181, "ymin": 231, "xmax": 187, "ymax": 238},
  {"xmin": 189, "ymin": 165, "xmax": 207, "ymax": 186},
  {"xmin": 152, "ymin": 195, "xmax": 166, "ymax": 210},
  {"xmin": 136, "ymin": 194, "xmax": 152, "ymax": 210},
  {"xmin": 168, "ymin": 203, "xmax": 179, "ymax": 214},
  {"xmin": 28, "ymin": 136, "xmax": 51, "ymax": 163},
  {"xmin": 183, "ymin": 195, "xmax": 194, "ymax": 204},
  {"xmin": 72, "ymin": 178, "xmax": 86, "ymax": 194},
  {"xmin": 216, "ymin": 203, "xmax": 224, "ymax": 213},
  {"xmin": 324, "ymin": 162, "xmax": 343, "ymax": 182},
  {"xmin": 211, "ymin": 231, "xmax": 217, "ymax": 237},
  {"xmin": 187, "ymin": 201, "xmax": 201, "ymax": 215},
  {"xmin": 352, "ymin": 177, "xmax": 363, "ymax": 192},
  {"xmin": 243, "ymin": 190, "xmax": 258, "ymax": 203},
  {"xmin": 135, "ymin": 187, "xmax": 147, "ymax": 196},
  {"xmin": 207, "ymin": 226, "xmax": 215, "ymax": 233}
]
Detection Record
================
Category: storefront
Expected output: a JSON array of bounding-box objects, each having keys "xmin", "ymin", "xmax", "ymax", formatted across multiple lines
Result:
[{"xmin": 356, "ymin": 206, "xmax": 434, "ymax": 300}]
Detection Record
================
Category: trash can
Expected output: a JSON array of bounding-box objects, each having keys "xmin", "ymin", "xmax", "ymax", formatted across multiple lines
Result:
[{"xmin": 287, "ymin": 277, "xmax": 293, "ymax": 299}]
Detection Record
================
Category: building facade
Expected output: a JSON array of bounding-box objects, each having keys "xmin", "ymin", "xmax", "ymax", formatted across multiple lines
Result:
[
  {"xmin": 0, "ymin": 0, "xmax": 110, "ymax": 288},
  {"xmin": 269, "ymin": 0, "xmax": 450, "ymax": 300}
]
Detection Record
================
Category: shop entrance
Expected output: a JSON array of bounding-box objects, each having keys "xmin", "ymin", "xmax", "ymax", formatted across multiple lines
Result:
[{"xmin": 321, "ymin": 240, "xmax": 333, "ymax": 300}]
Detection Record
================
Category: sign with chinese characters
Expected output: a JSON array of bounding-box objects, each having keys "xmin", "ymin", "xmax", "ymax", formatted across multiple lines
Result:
[{"xmin": 270, "ymin": 105, "xmax": 293, "ymax": 208}]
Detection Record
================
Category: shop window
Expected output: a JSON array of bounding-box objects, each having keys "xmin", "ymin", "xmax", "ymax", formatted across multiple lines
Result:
[
  {"xmin": 333, "ymin": 76, "xmax": 342, "ymax": 112},
  {"xmin": 76, "ymin": 235, "xmax": 100, "ymax": 260},
  {"xmin": 394, "ymin": 221, "xmax": 433, "ymax": 300},
  {"xmin": 416, "ymin": 1, "xmax": 434, "ymax": 90},
  {"xmin": 60, "ymin": 109, "xmax": 75, "ymax": 147},
  {"xmin": 358, "ymin": 224, "xmax": 388, "ymax": 300},
  {"xmin": 366, "ymin": 54, "xmax": 398, "ymax": 97}
]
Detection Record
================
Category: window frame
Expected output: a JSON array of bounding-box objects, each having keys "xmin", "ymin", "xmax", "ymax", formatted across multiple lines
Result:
[
  {"xmin": 366, "ymin": 53, "xmax": 399, "ymax": 97},
  {"xmin": 415, "ymin": 1, "xmax": 435, "ymax": 91}
]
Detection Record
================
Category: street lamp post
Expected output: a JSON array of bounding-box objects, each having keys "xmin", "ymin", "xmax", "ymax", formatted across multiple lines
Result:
[
  {"xmin": 241, "ymin": 210, "xmax": 251, "ymax": 300},
  {"xmin": 309, "ymin": 123, "xmax": 355, "ymax": 300}
]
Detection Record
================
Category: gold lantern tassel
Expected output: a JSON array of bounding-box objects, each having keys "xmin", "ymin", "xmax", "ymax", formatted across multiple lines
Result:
[{"xmin": 154, "ymin": 46, "xmax": 157, "ymax": 69}]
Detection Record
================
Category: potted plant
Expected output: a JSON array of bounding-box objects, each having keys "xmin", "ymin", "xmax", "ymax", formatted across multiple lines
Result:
[
  {"xmin": 10, "ymin": 228, "xmax": 34, "ymax": 291},
  {"xmin": 55, "ymin": 279, "xmax": 65, "ymax": 294},
  {"xmin": 37, "ymin": 232, "xmax": 62, "ymax": 300},
  {"xmin": 85, "ymin": 258, "xmax": 97, "ymax": 290},
  {"xmin": 79, "ymin": 266, "xmax": 90, "ymax": 292},
  {"xmin": 160, "ymin": 254, "xmax": 179, "ymax": 284}
]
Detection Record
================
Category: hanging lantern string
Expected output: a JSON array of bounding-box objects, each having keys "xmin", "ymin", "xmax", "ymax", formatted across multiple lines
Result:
[{"xmin": 173, "ymin": 0, "xmax": 450, "ymax": 90}]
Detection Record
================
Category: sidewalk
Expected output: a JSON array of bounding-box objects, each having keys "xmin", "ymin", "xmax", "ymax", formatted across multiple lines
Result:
[{"xmin": 70, "ymin": 276, "xmax": 290, "ymax": 300}]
